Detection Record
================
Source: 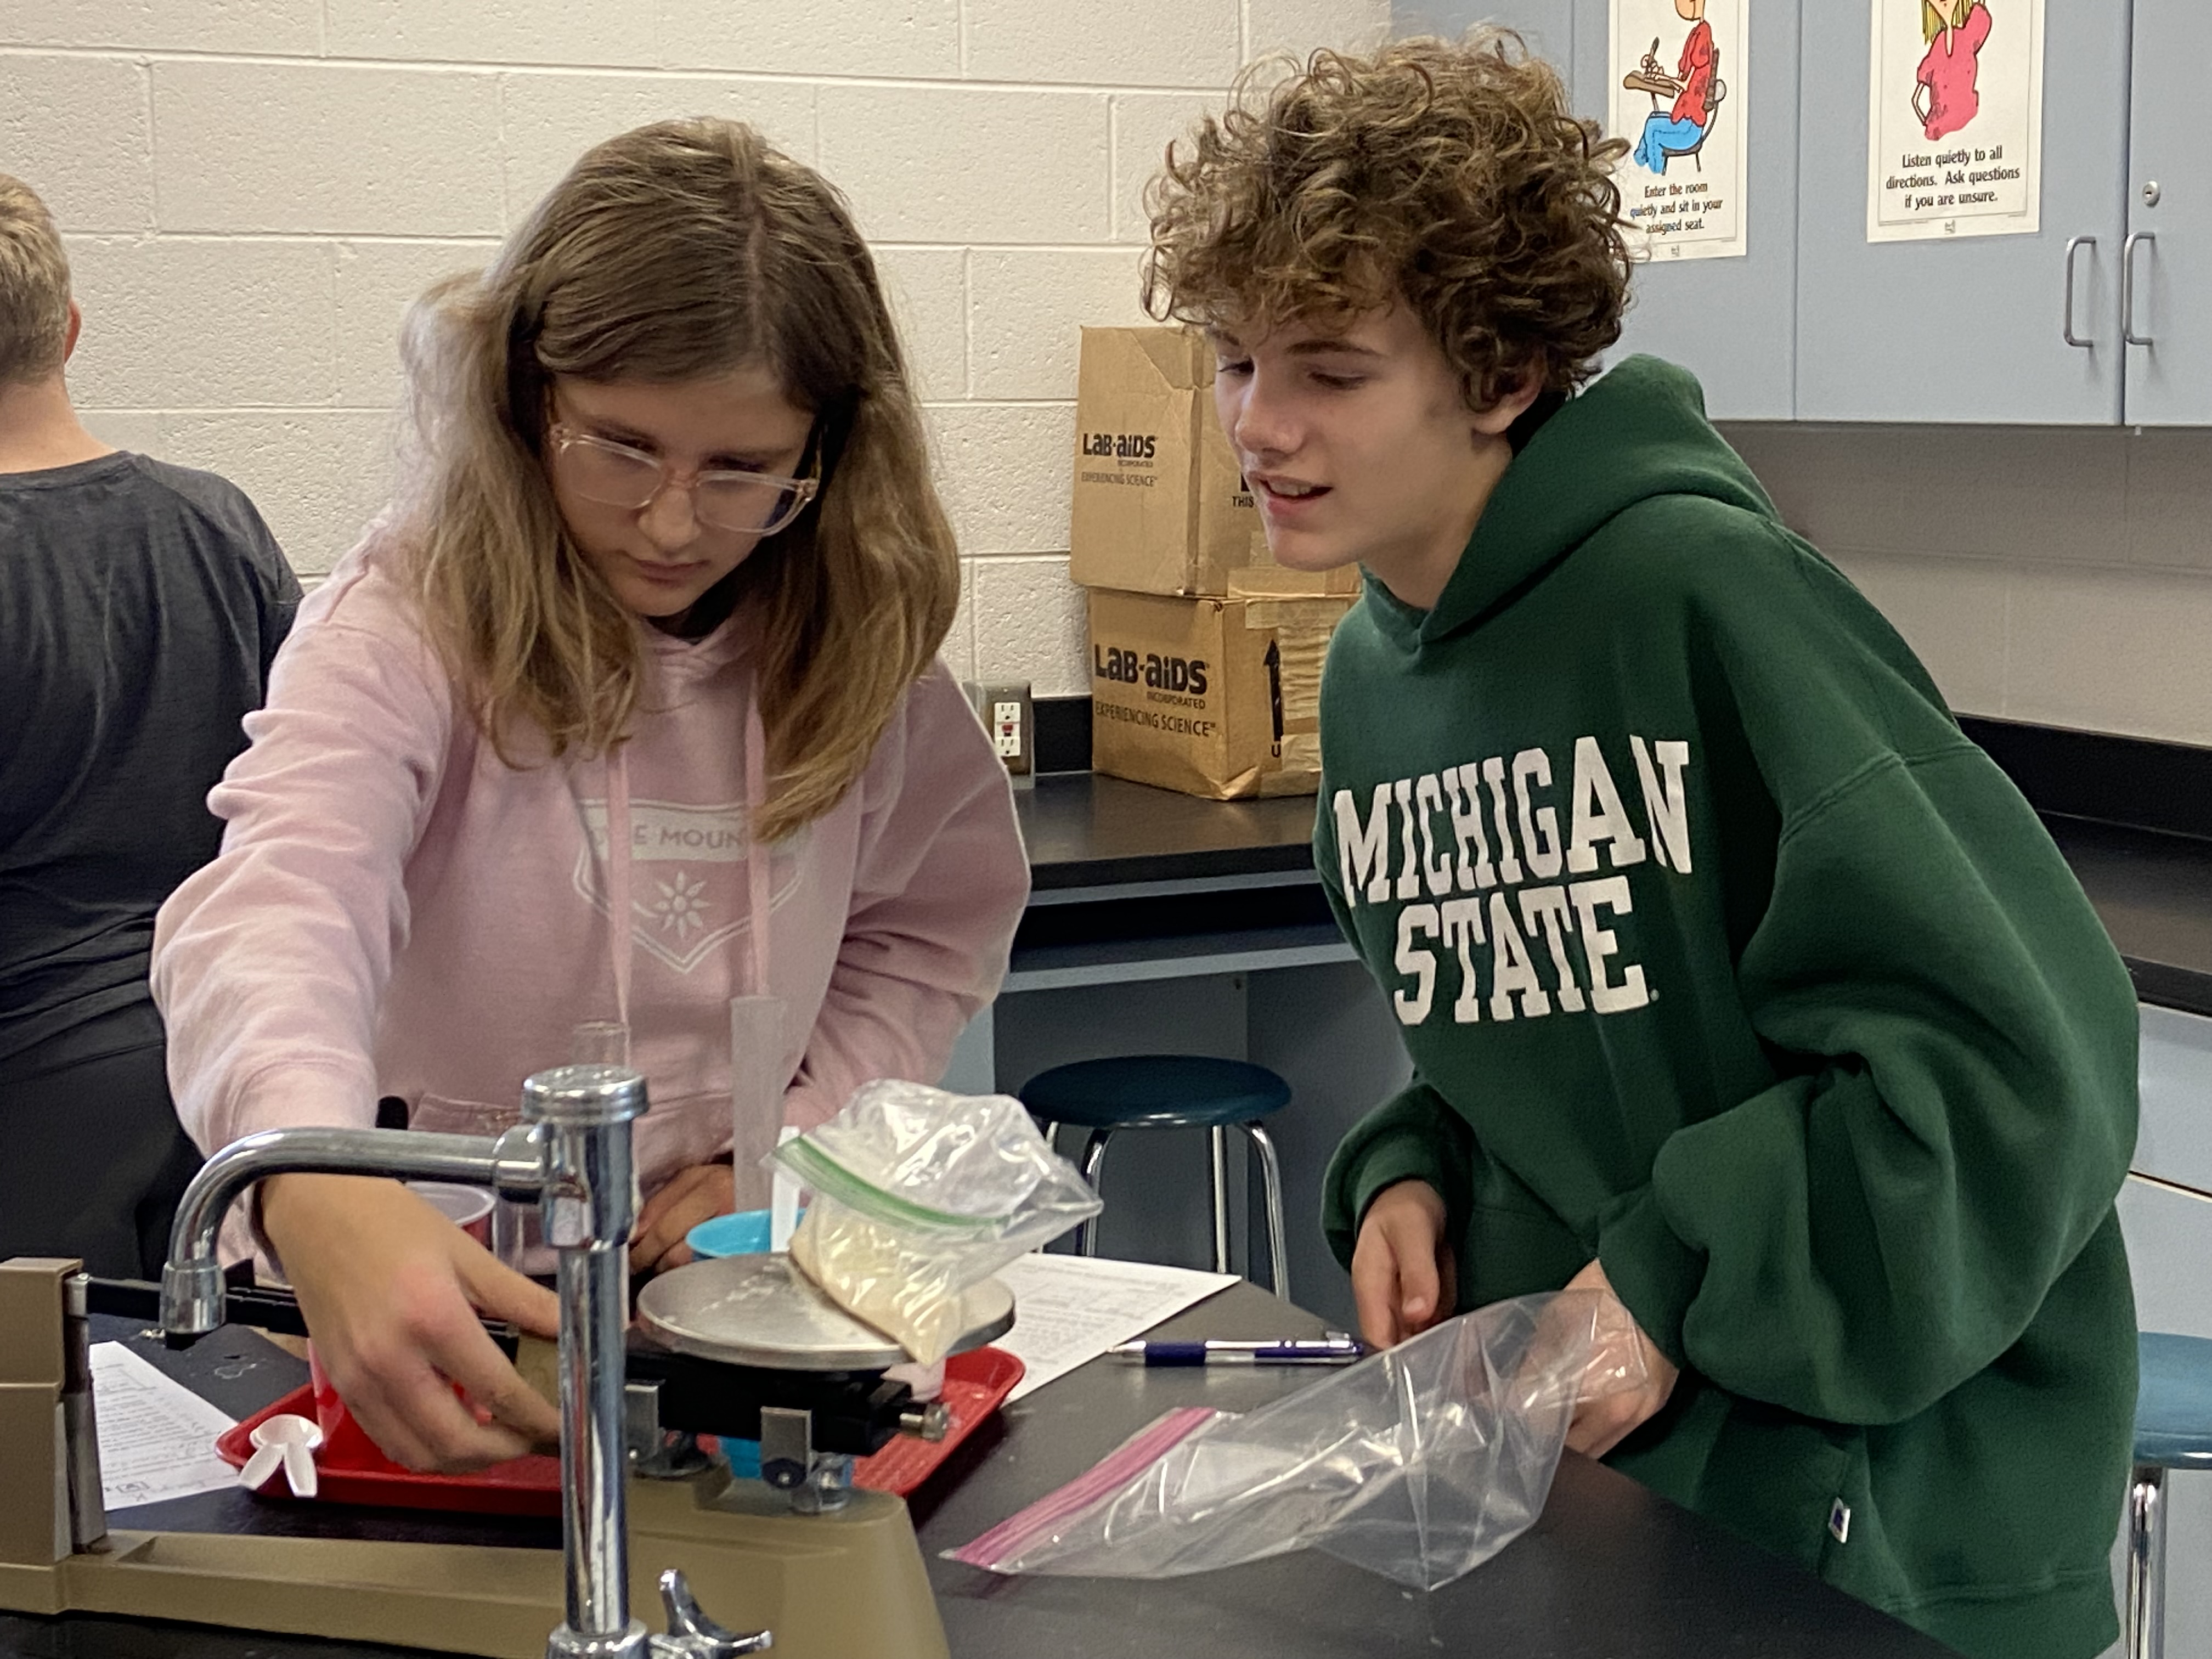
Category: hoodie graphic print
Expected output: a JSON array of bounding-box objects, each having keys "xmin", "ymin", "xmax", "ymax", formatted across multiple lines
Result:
[{"xmin": 1330, "ymin": 731, "xmax": 1690, "ymax": 1029}]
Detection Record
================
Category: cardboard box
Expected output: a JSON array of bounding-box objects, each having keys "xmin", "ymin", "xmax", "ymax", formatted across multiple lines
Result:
[
  {"xmin": 1069, "ymin": 327, "xmax": 1357, "ymax": 599},
  {"xmin": 1088, "ymin": 587, "xmax": 1356, "ymax": 800}
]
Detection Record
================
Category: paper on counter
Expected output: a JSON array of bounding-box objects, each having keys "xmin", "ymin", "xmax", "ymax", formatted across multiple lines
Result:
[
  {"xmin": 91, "ymin": 1340, "xmax": 241, "ymax": 1510},
  {"xmin": 992, "ymin": 1253, "xmax": 1239, "ymax": 1401}
]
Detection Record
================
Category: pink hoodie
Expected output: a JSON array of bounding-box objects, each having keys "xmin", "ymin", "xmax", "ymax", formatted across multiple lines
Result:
[{"xmin": 152, "ymin": 530, "xmax": 1029, "ymax": 1211}]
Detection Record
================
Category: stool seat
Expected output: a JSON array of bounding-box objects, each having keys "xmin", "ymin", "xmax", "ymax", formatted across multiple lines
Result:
[
  {"xmin": 1019, "ymin": 1055, "xmax": 1294, "ymax": 1299},
  {"xmin": 2137, "ymin": 1332, "xmax": 2212, "ymax": 1468},
  {"xmin": 1020, "ymin": 1056, "xmax": 1292, "ymax": 1131}
]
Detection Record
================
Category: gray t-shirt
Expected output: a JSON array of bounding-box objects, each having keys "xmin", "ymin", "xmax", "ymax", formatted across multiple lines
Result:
[{"xmin": 0, "ymin": 452, "xmax": 300, "ymax": 1065}]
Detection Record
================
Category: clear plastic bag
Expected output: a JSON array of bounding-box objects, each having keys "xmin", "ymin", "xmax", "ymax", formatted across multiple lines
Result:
[
  {"xmin": 946, "ymin": 1290, "xmax": 1647, "ymax": 1590},
  {"xmin": 774, "ymin": 1079, "xmax": 1102, "ymax": 1362}
]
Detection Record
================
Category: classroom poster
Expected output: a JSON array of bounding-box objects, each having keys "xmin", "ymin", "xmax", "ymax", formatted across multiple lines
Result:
[
  {"xmin": 1610, "ymin": 0, "xmax": 1748, "ymax": 262},
  {"xmin": 1865, "ymin": 0, "xmax": 2044, "ymax": 242}
]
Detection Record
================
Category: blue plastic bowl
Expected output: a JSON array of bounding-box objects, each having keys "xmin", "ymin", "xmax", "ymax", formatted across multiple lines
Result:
[{"xmin": 685, "ymin": 1209, "xmax": 776, "ymax": 1259}]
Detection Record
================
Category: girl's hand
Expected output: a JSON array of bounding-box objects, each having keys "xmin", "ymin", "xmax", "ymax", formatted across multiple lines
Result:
[
  {"xmin": 1350, "ymin": 1180, "xmax": 1458, "ymax": 1350},
  {"xmin": 629, "ymin": 1162, "xmax": 736, "ymax": 1274},
  {"xmin": 1560, "ymin": 1257, "xmax": 1680, "ymax": 1459},
  {"xmin": 261, "ymin": 1173, "xmax": 562, "ymax": 1474}
]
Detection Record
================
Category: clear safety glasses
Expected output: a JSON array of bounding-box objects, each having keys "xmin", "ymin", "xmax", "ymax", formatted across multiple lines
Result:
[{"xmin": 549, "ymin": 425, "xmax": 821, "ymax": 537}]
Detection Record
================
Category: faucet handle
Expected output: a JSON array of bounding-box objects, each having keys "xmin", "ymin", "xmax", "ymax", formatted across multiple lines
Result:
[{"xmin": 648, "ymin": 1568, "xmax": 771, "ymax": 1657}]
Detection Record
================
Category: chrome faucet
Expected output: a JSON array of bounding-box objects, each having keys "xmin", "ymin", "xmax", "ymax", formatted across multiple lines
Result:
[{"xmin": 158, "ymin": 1064, "xmax": 770, "ymax": 1659}]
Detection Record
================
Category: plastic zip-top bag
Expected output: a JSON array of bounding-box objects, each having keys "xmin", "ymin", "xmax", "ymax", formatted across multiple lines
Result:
[
  {"xmin": 946, "ymin": 1290, "xmax": 1647, "ymax": 1590},
  {"xmin": 773, "ymin": 1079, "xmax": 1102, "ymax": 1362}
]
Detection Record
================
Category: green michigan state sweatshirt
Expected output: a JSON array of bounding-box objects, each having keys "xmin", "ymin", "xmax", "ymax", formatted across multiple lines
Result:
[{"xmin": 1317, "ymin": 356, "xmax": 2138, "ymax": 1659}]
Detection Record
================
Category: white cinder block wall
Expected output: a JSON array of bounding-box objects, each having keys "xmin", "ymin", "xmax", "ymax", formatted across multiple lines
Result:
[
  {"xmin": 15, "ymin": 6, "xmax": 2205, "ymax": 743},
  {"xmin": 3, "ymin": 0, "xmax": 1389, "ymax": 696}
]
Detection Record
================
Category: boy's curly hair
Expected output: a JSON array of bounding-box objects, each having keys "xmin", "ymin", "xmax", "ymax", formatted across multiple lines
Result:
[{"xmin": 1142, "ymin": 31, "xmax": 1633, "ymax": 407}]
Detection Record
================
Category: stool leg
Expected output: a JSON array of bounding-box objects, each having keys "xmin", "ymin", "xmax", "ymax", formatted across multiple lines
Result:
[
  {"xmin": 1242, "ymin": 1120, "xmax": 1289, "ymax": 1304},
  {"xmin": 1209, "ymin": 1128, "xmax": 1232, "ymax": 1275},
  {"xmin": 1076, "ymin": 1130, "xmax": 1113, "ymax": 1257},
  {"xmin": 2127, "ymin": 1463, "xmax": 2167, "ymax": 1659}
]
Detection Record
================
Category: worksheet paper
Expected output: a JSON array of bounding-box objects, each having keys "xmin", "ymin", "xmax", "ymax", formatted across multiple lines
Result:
[
  {"xmin": 991, "ymin": 1254, "xmax": 1240, "ymax": 1401},
  {"xmin": 90, "ymin": 1341, "xmax": 241, "ymax": 1510}
]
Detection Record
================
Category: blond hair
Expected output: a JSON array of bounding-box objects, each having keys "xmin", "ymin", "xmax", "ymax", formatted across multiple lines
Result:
[
  {"xmin": 1923, "ymin": 0, "xmax": 1981, "ymax": 43},
  {"xmin": 1143, "ymin": 33, "xmax": 1632, "ymax": 404},
  {"xmin": 0, "ymin": 174, "xmax": 72, "ymax": 385},
  {"xmin": 396, "ymin": 118, "xmax": 958, "ymax": 842}
]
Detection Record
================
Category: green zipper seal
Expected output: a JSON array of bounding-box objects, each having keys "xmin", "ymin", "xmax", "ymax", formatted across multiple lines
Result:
[{"xmin": 776, "ymin": 1137, "xmax": 1011, "ymax": 1240}]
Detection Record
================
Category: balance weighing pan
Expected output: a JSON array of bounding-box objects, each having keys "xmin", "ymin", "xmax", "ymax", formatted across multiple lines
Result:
[{"xmin": 636, "ymin": 1251, "xmax": 1015, "ymax": 1370}]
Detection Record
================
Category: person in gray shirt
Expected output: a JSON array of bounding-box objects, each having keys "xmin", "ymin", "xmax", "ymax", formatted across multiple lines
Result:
[{"xmin": 0, "ymin": 173, "xmax": 301, "ymax": 1276}]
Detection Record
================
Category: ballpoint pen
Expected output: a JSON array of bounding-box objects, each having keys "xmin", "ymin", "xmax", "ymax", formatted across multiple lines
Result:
[{"xmin": 1109, "ymin": 1333, "xmax": 1367, "ymax": 1366}]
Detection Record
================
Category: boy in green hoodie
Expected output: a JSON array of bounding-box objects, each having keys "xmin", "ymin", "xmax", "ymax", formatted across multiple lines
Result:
[{"xmin": 1142, "ymin": 32, "xmax": 2138, "ymax": 1659}]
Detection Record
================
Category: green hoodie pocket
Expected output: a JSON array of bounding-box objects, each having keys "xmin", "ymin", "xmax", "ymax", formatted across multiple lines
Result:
[
  {"xmin": 1454, "ymin": 1155, "xmax": 1591, "ymax": 1308},
  {"xmin": 1459, "ymin": 1203, "xmax": 1592, "ymax": 1307}
]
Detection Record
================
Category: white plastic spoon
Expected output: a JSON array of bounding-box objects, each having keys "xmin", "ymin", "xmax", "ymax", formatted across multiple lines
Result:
[{"xmin": 236, "ymin": 1412, "xmax": 323, "ymax": 1498}]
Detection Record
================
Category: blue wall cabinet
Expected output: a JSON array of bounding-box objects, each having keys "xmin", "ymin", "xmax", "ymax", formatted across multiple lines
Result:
[
  {"xmin": 1795, "ymin": 0, "xmax": 2130, "ymax": 423},
  {"xmin": 1400, "ymin": 3, "xmax": 1798, "ymax": 420},
  {"xmin": 1399, "ymin": 0, "xmax": 1575, "ymax": 65},
  {"xmin": 2120, "ymin": 0, "xmax": 2212, "ymax": 426},
  {"xmin": 1571, "ymin": 0, "xmax": 1800, "ymax": 420}
]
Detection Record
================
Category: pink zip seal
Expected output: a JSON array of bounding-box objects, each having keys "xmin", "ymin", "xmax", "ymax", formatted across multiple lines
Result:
[{"xmin": 946, "ymin": 1406, "xmax": 1220, "ymax": 1571}]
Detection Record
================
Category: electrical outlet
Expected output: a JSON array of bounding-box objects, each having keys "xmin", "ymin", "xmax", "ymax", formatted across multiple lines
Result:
[{"xmin": 962, "ymin": 680, "xmax": 1035, "ymax": 781}]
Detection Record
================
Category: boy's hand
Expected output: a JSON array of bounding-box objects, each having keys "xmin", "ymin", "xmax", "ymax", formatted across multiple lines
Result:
[
  {"xmin": 1560, "ymin": 1257, "xmax": 1679, "ymax": 1458},
  {"xmin": 1350, "ymin": 1180, "xmax": 1457, "ymax": 1348}
]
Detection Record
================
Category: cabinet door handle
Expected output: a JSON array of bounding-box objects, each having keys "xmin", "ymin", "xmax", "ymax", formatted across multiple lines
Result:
[
  {"xmin": 2124, "ymin": 230, "xmax": 2156, "ymax": 346},
  {"xmin": 2062, "ymin": 235, "xmax": 2096, "ymax": 347}
]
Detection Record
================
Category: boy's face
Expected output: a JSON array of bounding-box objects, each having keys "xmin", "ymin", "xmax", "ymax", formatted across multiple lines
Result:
[{"xmin": 1208, "ymin": 304, "xmax": 1532, "ymax": 602}]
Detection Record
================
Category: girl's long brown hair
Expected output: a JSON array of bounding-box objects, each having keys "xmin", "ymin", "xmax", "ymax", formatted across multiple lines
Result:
[{"xmin": 396, "ymin": 117, "xmax": 958, "ymax": 842}]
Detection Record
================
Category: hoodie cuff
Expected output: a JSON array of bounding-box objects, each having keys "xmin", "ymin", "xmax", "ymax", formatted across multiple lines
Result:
[
  {"xmin": 1596, "ymin": 1184, "xmax": 1704, "ymax": 1373},
  {"xmin": 222, "ymin": 1062, "xmax": 381, "ymax": 1274},
  {"xmin": 1324, "ymin": 1129, "xmax": 1464, "ymax": 1272}
]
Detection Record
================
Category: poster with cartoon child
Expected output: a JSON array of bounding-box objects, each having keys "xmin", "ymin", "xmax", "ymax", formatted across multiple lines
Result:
[
  {"xmin": 1866, "ymin": 0, "xmax": 2044, "ymax": 242},
  {"xmin": 1610, "ymin": 0, "xmax": 1748, "ymax": 261}
]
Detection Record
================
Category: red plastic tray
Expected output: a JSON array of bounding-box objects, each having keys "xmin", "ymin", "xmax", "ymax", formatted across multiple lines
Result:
[
  {"xmin": 215, "ymin": 1399, "xmax": 564, "ymax": 1516},
  {"xmin": 856, "ymin": 1346, "xmax": 1024, "ymax": 1495},
  {"xmin": 214, "ymin": 1346, "xmax": 1026, "ymax": 1514}
]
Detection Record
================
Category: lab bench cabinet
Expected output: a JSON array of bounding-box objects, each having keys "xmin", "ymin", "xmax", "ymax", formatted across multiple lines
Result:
[{"xmin": 2115, "ymin": 1003, "xmax": 2212, "ymax": 1659}]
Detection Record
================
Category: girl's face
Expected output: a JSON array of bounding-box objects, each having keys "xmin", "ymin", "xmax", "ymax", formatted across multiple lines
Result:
[{"xmin": 546, "ymin": 368, "xmax": 815, "ymax": 629}]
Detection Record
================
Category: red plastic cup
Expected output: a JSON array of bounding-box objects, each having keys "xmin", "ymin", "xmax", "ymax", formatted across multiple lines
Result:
[
  {"xmin": 407, "ymin": 1182, "xmax": 494, "ymax": 1246},
  {"xmin": 302, "ymin": 1186, "xmax": 493, "ymax": 1469}
]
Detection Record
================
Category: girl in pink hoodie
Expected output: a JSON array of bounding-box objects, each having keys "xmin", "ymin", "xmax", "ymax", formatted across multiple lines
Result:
[{"xmin": 150, "ymin": 119, "xmax": 1030, "ymax": 1473}]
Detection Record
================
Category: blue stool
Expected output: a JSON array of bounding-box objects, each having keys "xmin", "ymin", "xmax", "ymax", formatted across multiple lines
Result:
[
  {"xmin": 2130, "ymin": 1332, "xmax": 2212, "ymax": 1659},
  {"xmin": 1020, "ymin": 1056, "xmax": 1293, "ymax": 1301}
]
